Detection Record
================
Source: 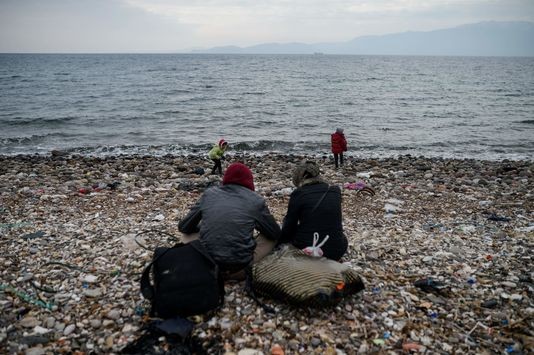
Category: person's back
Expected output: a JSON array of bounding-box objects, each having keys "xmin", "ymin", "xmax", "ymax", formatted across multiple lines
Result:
[
  {"xmin": 331, "ymin": 128, "xmax": 347, "ymax": 169},
  {"xmin": 179, "ymin": 162, "xmax": 280, "ymax": 271},
  {"xmin": 279, "ymin": 161, "xmax": 347, "ymax": 260}
]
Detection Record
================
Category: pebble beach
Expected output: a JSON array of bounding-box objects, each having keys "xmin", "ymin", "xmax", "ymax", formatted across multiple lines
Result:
[{"xmin": 0, "ymin": 153, "xmax": 532, "ymax": 354}]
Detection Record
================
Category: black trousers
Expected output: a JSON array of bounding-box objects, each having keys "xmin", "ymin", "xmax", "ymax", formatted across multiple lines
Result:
[
  {"xmin": 211, "ymin": 159, "xmax": 222, "ymax": 174},
  {"xmin": 334, "ymin": 153, "xmax": 344, "ymax": 168}
]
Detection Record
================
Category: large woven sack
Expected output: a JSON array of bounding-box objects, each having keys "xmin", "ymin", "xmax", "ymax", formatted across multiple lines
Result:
[{"xmin": 252, "ymin": 245, "xmax": 364, "ymax": 306}]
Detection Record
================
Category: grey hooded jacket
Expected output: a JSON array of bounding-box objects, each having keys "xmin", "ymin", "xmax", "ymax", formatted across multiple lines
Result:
[{"xmin": 178, "ymin": 184, "xmax": 281, "ymax": 268}]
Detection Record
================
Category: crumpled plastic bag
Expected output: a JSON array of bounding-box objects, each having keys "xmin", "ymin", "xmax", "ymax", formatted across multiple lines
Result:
[{"xmin": 302, "ymin": 232, "xmax": 330, "ymax": 257}]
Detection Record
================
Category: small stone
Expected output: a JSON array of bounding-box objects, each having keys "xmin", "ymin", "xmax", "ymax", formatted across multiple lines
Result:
[
  {"xmin": 288, "ymin": 340, "xmax": 300, "ymax": 350},
  {"xmin": 152, "ymin": 214, "xmax": 165, "ymax": 221},
  {"xmin": 358, "ymin": 342, "xmax": 369, "ymax": 353},
  {"xmin": 83, "ymin": 288, "xmax": 102, "ymax": 298},
  {"xmin": 45, "ymin": 317, "xmax": 55, "ymax": 328},
  {"xmin": 20, "ymin": 317, "xmax": 39, "ymax": 328},
  {"xmin": 21, "ymin": 335, "xmax": 49, "ymax": 346},
  {"xmin": 33, "ymin": 326, "xmax": 50, "ymax": 335},
  {"xmin": 237, "ymin": 349, "xmax": 263, "ymax": 355},
  {"xmin": 89, "ymin": 319, "xmax": 102, "ymax": 329},
  {"xmin": 510, "ymin": 294, "xmax": 523, "ymax": 301},
  {"xmin": 82, "ymin": 275, "xmax": 98, "ymax": 283},
  {"xmin": 501, "ymin": 281, "xmax": 517, "ymax": 288},
  {"xmin": 106, "ymin": 309, "xmax": 121, "ymax": 320},
  {"xmin": 25, "ymin": 347, "xmax": 46, "ymax": 355},
  {"xmin": 63, "ymin": 324, "xmax": 76, "ymax": 336},
  {"xmin": 54, "ymin": 322, "xmax": 65, "ymax": 332},
  {"xmin": 481, "ymin": 299, "xmax": 499, "ymax": 308},
  {"xmin": 105, "ymin": 336, "xmax": 114, "ymax": 348},
  {"xmin": 122, "ymin": 323, "xmax": 137, "ymax": 334},
  {"xmin": 102, "ymin": 320, "xmax": 115, "ymax": 327}
]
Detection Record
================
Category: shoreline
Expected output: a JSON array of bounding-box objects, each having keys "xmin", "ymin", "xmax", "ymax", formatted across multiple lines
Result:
[
  {"xmin": 1, "ymin": 146, "xmax": 533, "ymax": 163},
  {"xmin": 0, "ymin": 154, "xmax": 532, "ymax": 354}
]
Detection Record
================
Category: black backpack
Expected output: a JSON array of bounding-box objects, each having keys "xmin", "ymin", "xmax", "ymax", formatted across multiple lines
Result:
[{"xmin": 140, "ymin": 240, "xmax": 224, "ymax": 319}]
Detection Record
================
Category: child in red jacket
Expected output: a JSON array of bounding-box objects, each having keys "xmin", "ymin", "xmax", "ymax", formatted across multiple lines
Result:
[{"xmin": 331, "ymin": 128, "xmax": 347, "ymax": 168}]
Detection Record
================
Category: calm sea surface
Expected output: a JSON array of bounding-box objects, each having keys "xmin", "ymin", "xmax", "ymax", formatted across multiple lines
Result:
[{"xmin": 0, "ymin": 54, "xmax": 533, "ymax": 160}]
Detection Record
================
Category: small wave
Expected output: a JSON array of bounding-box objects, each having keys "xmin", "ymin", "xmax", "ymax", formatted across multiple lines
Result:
[
  {"xmin": 0, "ymin": 133, "xmax": 73, "ymax": 145},
  {"xmin": 154, "ymin": 110, "xmax": 186, "ymax": 115},
  {"xmin": 518, "ymin": 119, "xmax": 534, "ymax": 124},
  {"xmin": 3, "ymin": 116, "xmax": 78, "ymax": 126}
]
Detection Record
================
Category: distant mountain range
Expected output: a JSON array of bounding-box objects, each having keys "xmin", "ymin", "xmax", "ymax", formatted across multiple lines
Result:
[{"xmin": 192, "ymin": 21, "xmax": 534, "ymax": 56}]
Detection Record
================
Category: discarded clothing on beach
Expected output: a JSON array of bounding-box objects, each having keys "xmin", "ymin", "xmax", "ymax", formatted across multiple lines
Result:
[
  {"xmin": 486, "ymin": 213, "xmax": 511, "ymax": 222},
  {"xmin": 21, "ymin": 230, "xmax": 46, "ymax": 240},
  {"xmin": 414, "ymin": 278, "xmax": 447, "ymax": 294}
]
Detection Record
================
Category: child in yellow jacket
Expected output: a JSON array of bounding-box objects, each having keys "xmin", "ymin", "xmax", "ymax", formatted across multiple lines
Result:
[{"xmin": 208, "ymin": 139, "xmax": 228, "ymax": 175}]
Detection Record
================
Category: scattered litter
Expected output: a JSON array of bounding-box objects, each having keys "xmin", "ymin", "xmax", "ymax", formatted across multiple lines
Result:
[
  {"xmin": 487, "ymin": 214, "xmax": 511, "ymax": 222},
  {"xmin": 1, "ymin": 154, "xmax": 531, "ymax": 354},
  {"xmin": 21, "ymin": 231, "xmax": 46, "ymax": 240}
]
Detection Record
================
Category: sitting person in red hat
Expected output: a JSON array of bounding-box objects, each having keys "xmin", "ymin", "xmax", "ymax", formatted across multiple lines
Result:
[{"xmin": 179, "ymin": 162, "xmax": 281, "ymax": 273}]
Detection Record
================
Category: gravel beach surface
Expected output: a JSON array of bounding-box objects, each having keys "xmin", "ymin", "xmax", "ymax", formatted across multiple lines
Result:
[{"xmin": 1, "ymin": 153, "xmax": 532, "ymax": 354}]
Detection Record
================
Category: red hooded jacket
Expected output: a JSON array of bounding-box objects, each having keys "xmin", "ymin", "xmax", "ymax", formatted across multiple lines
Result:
[{"xmin": 331, "ymin": 132, "xmax": 347, "ymax": 154}]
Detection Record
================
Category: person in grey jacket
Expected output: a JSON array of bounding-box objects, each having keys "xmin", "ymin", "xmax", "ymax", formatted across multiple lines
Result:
[{"xmin": 178, "ymin": 162, "xmax": 281, "ymax": 273}]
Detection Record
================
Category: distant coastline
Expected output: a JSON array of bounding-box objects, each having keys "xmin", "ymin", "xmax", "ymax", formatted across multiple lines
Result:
[{"xmin": 192, "ymin": 21, "xmax": 534, "ymax": 57}]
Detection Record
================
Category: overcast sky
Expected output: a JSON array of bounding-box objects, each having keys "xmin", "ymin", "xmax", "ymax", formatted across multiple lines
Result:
[{"xmin": 1, "ymin": 0, "xmax": 533, "ymax": 52}]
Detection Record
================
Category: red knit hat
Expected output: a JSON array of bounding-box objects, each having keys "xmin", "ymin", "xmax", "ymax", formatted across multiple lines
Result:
[
  {"xmin": 222, "ymin": 162, "xmax": 254, "ymax": 191},
  {"xmin": 219, "ymin": 139, "xmax": 228, "ymax": 148}
]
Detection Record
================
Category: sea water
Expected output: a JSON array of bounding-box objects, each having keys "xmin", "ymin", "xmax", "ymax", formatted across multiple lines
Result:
[{"xmin": 1, "ymin": 53, "xmax": 533, "ymax": 160}]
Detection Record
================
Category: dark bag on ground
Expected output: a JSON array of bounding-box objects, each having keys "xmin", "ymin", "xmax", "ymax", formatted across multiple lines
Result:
[
  {"xmin": 140, "ymin": 240, "xmax": 224, "ymax": 319},
  {"xmin": 252, "ymin": 245, "xmax": 364, "ymax": 307}
]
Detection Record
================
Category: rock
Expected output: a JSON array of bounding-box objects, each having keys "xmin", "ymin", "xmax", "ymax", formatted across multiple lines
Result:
[
  {"xmin": 63, "ymin": 324, "xmax": 76, "ymax": 336},
  {"xmin": 510, "ymin": 294, "xmax": 523, "ymax": 301},
  {"xmin": 481, "ymin": 299, "xmax": 499, "ymax": 308},
  {"xmin": 21, "ymin": 335, "xmax": 49, "ymax": 346},
  {"xmin": 106, "ymin": 309, "xmax": 121, "ymax": 320},
  {"xmin": 237, "ymin": 350, "xmax": 263, "ymax": 355},
  {"xmin": 83, "ymin": 288, "xmax": 102, "ymax": 298},
  {"xmin": 33, "ymin": 326, "xmax": 50, "ymax": 335},
  {"xmin": 82, "ymin": 275, "xmax": 99, "ymax": 283},
  {"xmin": 0, "ymin": 154, "xmax": 532, "ymax": 354},
  {"xmin": 89, "ymin": 319, "xmax": 102, "ymax": 329},
  {"xmin": 20, "ymin": 317, "xmax": 39, "ymax": 328},
  {"xmin": 25, "ymin": 347, "xmax": 46, "ymax": 355}
]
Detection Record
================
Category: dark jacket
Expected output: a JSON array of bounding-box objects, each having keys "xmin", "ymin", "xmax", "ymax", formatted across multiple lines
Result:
[
  {"xmin": 178, "ymin": 184, "xmax": 281, "ymax": 269},
  {"xmin": 331, "ymin": 132, "xmax": 347, "ymax": 154},
  {"xmin": 279, "ymin": 182, "xmax": 347, "ymax": 260}
]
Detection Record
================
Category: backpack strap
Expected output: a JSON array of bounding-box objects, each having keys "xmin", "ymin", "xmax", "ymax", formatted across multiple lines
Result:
[
  {"xmin": 310, "ymin": 185, "xmax": 330, "ymax": 216},
  {"xmin": 140, "ymin": 244, "xmax": 179, "ymax": 301},
  {"xmin": 189, "ymin": 240, "xmax": 225, "ymax": 306},
  {"xmin": 245, "ymin": 265, "xmax": 275, "ymax": 314}
]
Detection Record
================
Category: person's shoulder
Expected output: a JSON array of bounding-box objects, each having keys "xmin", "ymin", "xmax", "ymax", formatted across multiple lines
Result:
[
  {"xmin": 203, "ymin": 185, "xmax": 223, "ymax": 196},
  {"xmin": 329, "ymin": 184, "xmax": 341, "ymax": 193}
]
